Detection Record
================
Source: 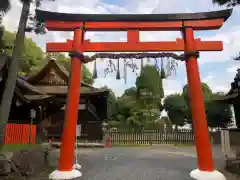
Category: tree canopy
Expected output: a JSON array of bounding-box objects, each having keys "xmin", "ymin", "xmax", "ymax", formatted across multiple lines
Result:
[
  {"xmin": 180, "ymin": 82, "xmax": 232, "ymax": 129},
  {"xmin": 206, "ymin": 93, "xmax": 233, "ymax": 128},
  {"xmin": 0, "ymin": 0, "xmax": 11, "ymax": 20},
  {"xmin": 212, "ymin": 0, "xmax": 240, "ymax": 7},
  {"xmin": 104, "ymin": 65, "xmax": 165, "ymax": 132},
  {"xmin": 1, "ymin": 27, "xmax": 94, "ymax": 83},
  {"xmin": 106, "ymin": 89, "xmax": 118, "ymax": 120},
  {"xmin": 163, "ymin": 93, "xmax": 187, "ymax": 128},
  {"xmin": 3, "ymin": 30, "xmax": 44, "ymax": 76},
  {"xmin": 47, "ymin": 53, "xmax": 94, "ymax": 85},
  {"xmin": 136, "ymin": 65, "xmax": 164, "ymax": 99},
  {"xmin": 104, "ymin": 64, "xmax": 233, "ymax": 132},
  {"xmin": 182, "ymin": 82, "xmax": 213, "ymax": 123}
]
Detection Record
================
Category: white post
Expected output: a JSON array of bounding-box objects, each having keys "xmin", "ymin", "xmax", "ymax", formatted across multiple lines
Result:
[
  {"xmin": 73, "ymin": 124, "xmax": 82, "ymax": 170},
  {"xmin": 29, "ymin": 109, "xmax": 36, "ymax": 144},
  {"xmin": 230, "ymin": 104, "xmax": 237, "ymax": 128},
  {"xmin": 221, "ymin": 129, "xmax": 235, "ymax": 159}
]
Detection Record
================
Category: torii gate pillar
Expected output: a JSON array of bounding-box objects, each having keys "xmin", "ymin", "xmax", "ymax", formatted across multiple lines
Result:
[
  {"xmin": 184, "ymin": 27, "xmax": 225, "ymax": 180},
  {"xmin": 49, "ymin": 28, "xmax": 84, "ymax": 180}
]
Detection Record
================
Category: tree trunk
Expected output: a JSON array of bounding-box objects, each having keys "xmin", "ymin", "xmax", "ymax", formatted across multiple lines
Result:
[
  {"xmin": 175, "ymin": 124, "xmax": 178, "ymax": 132},
  {"xmin": 0, "ymin": 0, "xmax": 30, "ymax": 148}
]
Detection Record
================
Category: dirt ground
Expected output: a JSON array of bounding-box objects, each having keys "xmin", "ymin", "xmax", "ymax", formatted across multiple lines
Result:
[{"xmin": 28, "ymin": 145, "xmax": 240, "ymax": 180}]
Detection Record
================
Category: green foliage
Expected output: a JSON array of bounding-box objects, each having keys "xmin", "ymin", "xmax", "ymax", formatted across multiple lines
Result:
[
  {"xmin": 212, "ymin": 0, "xmax": 240, "ymax": 7},
  {"xmin": 54, "ymin": 53, "xmax": 94, "ymax": 84},
  {"xmin": 82, "ymin": 65, "xmax": 94, "ymax": 85},
  {"xmin": 1, "ymin": 28, "xmax": 93, "ymax": 83},
  {"xmin": 106, "ymin": 89, "xmax": 118, "ymax": 120},
  {"xmin": 0, "ymin": 0, "xmax": 55, "ymax": 34},
  {"xmin": 136, "ymin": 65, "xmax": 164, "ymax": 100},
  {"xmin": 182, "ymin": 82, "xmax": 213, "ymax": 123},
  {"xmin": 40, "ymin": 53, "xmax": 94, "ymax": 84},
  {"xmin": 206, "ymin": 93, "xmax": 233, "ymax": 128},
  {"xmin": 0, "ymin": 26, "xmax": 5, "ymax": 52},
  {"xmin": 0, "ymin": 0, "xmax": 11, "ymax": 17},
  {"xmin": 163, "ymin": 93, "xmax": 187, "ymax": 127},
  {"xmin": 106, "ymin": 66, "xmax": 165, "ymax": 132},
  {"xmin": 233, "ymin": 103, "xmax": 240, "ymax": 128},
  {"xmin": 182, "ymin": 82, "xmax": 212, "ymax": 103},
  {"xmin": 104, "ymin": 70, "xmax": 232, "ymax": 131},
  {"xmin": 136, "ymin": 65, "xmax": 164, "ymax": 113},
  {"xmin": 3, "ymin": 30, "xmax": 44, "ymax": 76},
  {"xmin": 122, "ymin": 87, "xmax": 137, "ymax": 97},
  {"xmin": 182, "ymin": 83, "xmax": 232, "ymax": 128}
]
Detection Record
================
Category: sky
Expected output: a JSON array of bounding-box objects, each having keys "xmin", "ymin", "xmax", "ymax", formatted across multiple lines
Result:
[{"xmin": 2, "ymin": 0, "xmax": 240, "ymax": 97}]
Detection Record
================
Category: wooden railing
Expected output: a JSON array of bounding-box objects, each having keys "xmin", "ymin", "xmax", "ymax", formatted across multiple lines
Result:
[{"xmin": 109, "ymin": 130, "xmax": 195, "ymax": 145}]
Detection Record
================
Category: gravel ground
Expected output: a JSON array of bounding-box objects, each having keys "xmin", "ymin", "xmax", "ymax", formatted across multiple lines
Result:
[{"xmin": 28, "ymin": 145, "xmax": 240, "ymax": 180}]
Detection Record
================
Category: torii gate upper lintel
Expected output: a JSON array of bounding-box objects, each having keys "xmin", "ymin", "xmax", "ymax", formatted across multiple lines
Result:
[{"xmin": 36, "ymin": 9, "xmax": 233, "ymax": 180}]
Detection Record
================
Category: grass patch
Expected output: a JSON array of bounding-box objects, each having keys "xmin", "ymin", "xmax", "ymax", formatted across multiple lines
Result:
[
  {"xmin": 173, "ymin": 144, "xmax": 195, "ymax": 147},
  {"xmin": 112, "ymin": 144, "xmax": 152, "ymax": 147},
  {"xmin": 0, "ymin": 144, "xmax": 41, "ymax": 152},
  {"xmin": 111, "ymin": 144, "xmax": 195, "ymax": 147}
]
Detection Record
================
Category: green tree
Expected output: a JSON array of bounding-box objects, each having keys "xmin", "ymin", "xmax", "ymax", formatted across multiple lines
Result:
[
  {"xmin": 106, "ymin": 89, "xmax": 118, "ymax": 121},
  {"xmin": 136, "ymin": 65, "xmax": 164, "ymax": 111},
  {"xmin": 206, "ymin": 93, "xmax": 233, "ymax": 129},
  {"xmin": 49, "ymin": 53, "xmax": 94, "ymax": 85},
  {"xmin": 112, "ymin": 87, "xmax": 156, "ymax": 131},
  {"xmin": 182, "ymin": 82, "xmax": 212, "ymax": 104},
  {"xmin": 136, "ymin": 65, "xmax": 164, "ymax": 99},
  {"xmin": 182, "ymin": 82, "xmax": 213, "ymax": 124},
  {"xmin": 105, "ymin": 65, "xmax": 165, "ymax": 132},
  {"xmin": 212, "ymin": 0, "xmax": 240, "ymax": 7},
  {"xmin": 82, "ymin": 65, "xmax": 94, "ymax": 85},
  {"xmin": 111, "ymin": 66, "xmax": 165, "ymax": 131},
  {"xmin": 3, "ymin": 30, "xmax": 44, "ymax": 76},
  {"xmin": 122, "ymin": 87, "xmax": 137, "ymax": 97},
  {"xmin": 115, "ymin": 93, "xmax": 138, "ymax": 130},
  {"xmin": 0, "ymin": 0, "xmax": 11, "ymax": 51},
  {"xmin": 0, "ymin": 0, "xmax": 11, "ymax": 23},
  {"xmin": 163, "ymin": 93, "xmax": 188, "ymax": 130},
  {"xmin": 0, "ymin": 26, "xmax": 5, "ymax": 52}
]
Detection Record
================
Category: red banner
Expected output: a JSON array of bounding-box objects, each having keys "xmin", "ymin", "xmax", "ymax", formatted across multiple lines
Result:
[{"xmin": 4, "ymin": 123, "xmax": 36, "ymax": 144}]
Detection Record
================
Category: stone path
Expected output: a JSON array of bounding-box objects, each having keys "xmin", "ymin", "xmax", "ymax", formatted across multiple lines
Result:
[{"xmin": 29, "ymin": 146, "xmax": 240, "ymax": 180}]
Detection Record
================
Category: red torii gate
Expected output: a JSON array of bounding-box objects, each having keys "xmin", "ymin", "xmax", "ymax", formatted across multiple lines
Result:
[{"xmin": 36, "ymin": 9, "xmax": 233, "ymax": 180}]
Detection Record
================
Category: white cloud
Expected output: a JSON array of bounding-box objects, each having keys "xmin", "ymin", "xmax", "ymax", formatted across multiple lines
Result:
[
  {"xmin": 227, "ymin": 65, "xmax": 240, "ymax": 74},
  {"xmin": 202, "ymin": 73, "xmax": 214, "ymax": 84},
  {"xmin": 199, "ymin": 26, "xmax": 240, "ymax": 64},
  {"xmin": 2, "ymin": 0, "xmax": 240, "ymax": 97},
  {"xmin": 163, "ymin": 79, "xmax": 183, "ymax": 96},
  {"xmin": 202, "ymin": 72, "xmax": 234, "ymax": 94},
  {"xmin": 93, "ymin": 77, "xmax": 127, "ymax": 97}
]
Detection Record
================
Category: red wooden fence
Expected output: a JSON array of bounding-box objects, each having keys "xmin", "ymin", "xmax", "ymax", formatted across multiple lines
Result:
[{"xmin": 4, "ymin": 123, "xmax": 36, "ymax": 144}]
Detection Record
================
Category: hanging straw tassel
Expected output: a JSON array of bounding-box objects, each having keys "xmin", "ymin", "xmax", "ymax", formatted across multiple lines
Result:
[
  {"xmin": 92, "ymin": 60, "xmax": 98, "ymax": 79},
  {"xmin": 140, "ymin": 58, "xmax": 144, "ymax": 75},
  {"xmin": 124, "ymin": 59, "xmax": 127, "ymax": 84},
  {"xmin": 116, "ymin": 58, "xmax": 121, "ymax": 80},
  {"xmin": 160, "ymin": 57, "xmax": 166, "ymax": 79},
  {"xmin": 154, "ymin": 58, "xmax": 160, "ymax": 71}
]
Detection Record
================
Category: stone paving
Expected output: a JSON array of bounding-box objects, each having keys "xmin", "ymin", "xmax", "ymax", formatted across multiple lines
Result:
[{"xmin": 29, "ymin": 146, "xmax": 240, "ymax": 180}]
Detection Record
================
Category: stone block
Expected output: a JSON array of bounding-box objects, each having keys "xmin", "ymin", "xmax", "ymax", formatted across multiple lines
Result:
[
  {"xmin": 10, "ymin": 147, "xmax": 47, "ymax": 176},
  {"xmin": 226, "ymin": 159, "xmax": 240, "ymax": 175},
  {"xmin": 0, "ymin": 154, "xmax": 11, "ymax": 176}
]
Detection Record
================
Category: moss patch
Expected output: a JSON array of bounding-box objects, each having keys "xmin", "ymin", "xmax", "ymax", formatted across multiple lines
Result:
[{"xmin": 0, "ymin": 144, "xmax": 41, "ymax": 152}]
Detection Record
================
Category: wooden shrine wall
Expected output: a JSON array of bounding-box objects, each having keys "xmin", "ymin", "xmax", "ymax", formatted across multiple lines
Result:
[{"xmin": 47, "ymin": 109, "xmax": 103, "ymax": 141}]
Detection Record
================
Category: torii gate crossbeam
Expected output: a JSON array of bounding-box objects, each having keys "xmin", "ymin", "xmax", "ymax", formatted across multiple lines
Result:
[{"xmin": 35, "ymin": 8, "xmax": 233, "ymax": 180}]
